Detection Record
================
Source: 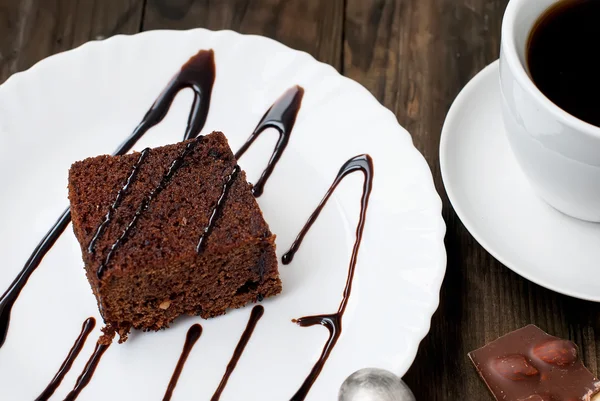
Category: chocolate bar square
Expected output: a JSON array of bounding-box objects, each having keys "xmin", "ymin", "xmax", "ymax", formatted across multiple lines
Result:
[{"xmin": 469, "ymin": 325, "xmax": 600, "ymax": 401}]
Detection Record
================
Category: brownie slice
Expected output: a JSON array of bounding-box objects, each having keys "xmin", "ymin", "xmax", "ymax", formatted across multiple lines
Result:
[{"xmin": 68, "ymin": 132, "xmax": 281, "ymax": 341}]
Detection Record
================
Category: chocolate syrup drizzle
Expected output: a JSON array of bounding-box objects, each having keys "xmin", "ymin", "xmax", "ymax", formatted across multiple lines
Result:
[
  {"xmin": 163, "ymin": 324, "xmax": 203, "ymax": 401},
  {"xmin": 97, "ymin": 138, "xmax": 202, "ymax": 278},
  {"xmin": 0, "ymin": 208, "xmax": 71, "ymax": 349},
  {"xmin": 211, "ymin": 305, "xmax": 264, "ymax": 401},
  {"xmin": 235, "ymin": 85, "xmax": 304, "ymax": 197},
  {"xmin": 88, "ymin": 148, "xmax": 150, "ymax": 253},
  {"xmin": 62, "ymin": 341, "xmax": 111, "ymax": 401},
  {"xmin": 119, "ymin": 49, "xmax": 216, "ymax": 149},
  {"xmin": 0, "ymin": 49, "xmax": 215, "ymax": 348},
  {"xmin": 282, "ymin": 154, "xmax": 374, "ymax": 401},
  {"xmin": 196, "ymin": 165, "xmax": 241, "ymax": 253},
  {"xmin": 35, "ymin": 318, "xmax": 96, "ymax": 401}
]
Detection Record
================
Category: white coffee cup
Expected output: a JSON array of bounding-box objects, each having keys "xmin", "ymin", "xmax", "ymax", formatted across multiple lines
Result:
[{"xmin": 500, "ymin": 0, "xmax": 600, "ymax": 222}]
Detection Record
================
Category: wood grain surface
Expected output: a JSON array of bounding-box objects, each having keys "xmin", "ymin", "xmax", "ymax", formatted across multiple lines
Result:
[{"xmin": 2, "ymin": 1, "xmax": 599, "ymax": 400}]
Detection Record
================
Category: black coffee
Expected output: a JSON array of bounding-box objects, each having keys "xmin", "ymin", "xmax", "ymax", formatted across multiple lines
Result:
[{"xmin": 527, "ymin": 0, "xmax": 600, "ymax": 127}]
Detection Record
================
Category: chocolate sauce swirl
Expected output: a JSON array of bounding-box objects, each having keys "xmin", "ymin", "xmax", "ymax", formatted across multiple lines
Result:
[
  {"xmin": 62, "ymin": 340, "xmax": 111, "ymax": 401},
  {"xmin": 163, "ymin": 324, "xmax": 203, "ymax": 401},
  {"xmin": 88, "ymin": 148, "xmax": 150, "ymax": 253},
  {"xmin": 282, "ymin": 155, "xmax": 374, "ymax": 401},
  {"xmin": 196, "ymin": 165, "xmax": 241, "ymax": 253},
  {"xmin": 35, "ymin": 318, "xmax": 96, "ymax": 401},
  {"xmin": 97, "ymin": 138, "xmax": 202, "ymax": 278},
  {"xmin": 211, "ymin": 305, "xmax": 264, "ymax": 401},
  {"xmin": 0, "ymin": 49, "xmax": 216, "ymax": 348},
  {"xmin": 235, "ymin": 85, "xmax": 304, "ymax": 197}
]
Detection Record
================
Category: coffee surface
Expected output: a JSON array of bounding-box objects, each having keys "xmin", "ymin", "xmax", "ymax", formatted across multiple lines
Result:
[{"xmin": 527, "ymin": 0, "xmax": 600, "ymax": 128}]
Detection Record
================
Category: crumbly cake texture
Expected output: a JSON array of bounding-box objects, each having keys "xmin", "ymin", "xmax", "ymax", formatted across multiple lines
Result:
[{"xmin": 68, "ymin": 132, "xmax": 281, "ymax": 342}]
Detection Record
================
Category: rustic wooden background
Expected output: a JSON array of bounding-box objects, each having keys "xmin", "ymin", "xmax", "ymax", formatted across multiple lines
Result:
[{"xmin": 2, "ymin": 0, "xmax": 599, "ymax": 400}]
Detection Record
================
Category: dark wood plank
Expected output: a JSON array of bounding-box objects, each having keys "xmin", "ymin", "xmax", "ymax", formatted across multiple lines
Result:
[
  {"xmin": 345, "ymin": 0, "xmax": 600, "ymax": 400},
  {"xmin": 0, "ymin": 0, "xmax": 144, "ymax": 84},
  {"xmin": 142, "ymin": 0, "xmax": 344, "ymax": 70}
]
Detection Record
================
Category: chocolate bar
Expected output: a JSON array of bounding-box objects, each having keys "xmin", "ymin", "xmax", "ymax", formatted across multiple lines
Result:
[{"xmin": 469, "ymin": 325, "xmax": 600, "ymax": 401}]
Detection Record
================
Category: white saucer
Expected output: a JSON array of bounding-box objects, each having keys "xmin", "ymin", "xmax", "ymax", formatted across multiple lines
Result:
[{"xmin": 440, "ymin": 60, "xmax": 600, "ymax": 302}]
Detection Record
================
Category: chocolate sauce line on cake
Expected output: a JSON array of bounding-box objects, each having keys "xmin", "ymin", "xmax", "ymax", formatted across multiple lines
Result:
[
  {"xmin": 235, "ymin": 85, "xmax": 304, "ymax": 197},
  {"xmin": 0, "ymin": 50, "xmax": 216, "ymax": 349},
  {"xmin": 211, "ymin": 305, "xmax": 264, "ymax": 401},
  {"xmin": 88, "ymin": 148, "xmax": 151, "ymax": 253},
  {"xmin": 62, "ymin": 340, "xmax": 110, "ymax": 401},
  {"xmin": 35, "ymin": 318, "xmax": 96, "ymax": 401},
  {"xmin": 98, "ymin": 137, "xmax": 202, "ymax": 278},
  {"xmin": 196, "ymin": 165, "xmax": 241, "ymax": 253},
  {"xmin": 282, "ymin": 155, "xmax": 374, "ymax": 401},
  {"xmin": 163, "ymin": 324, "xmax": 203, "ymax": 401}
]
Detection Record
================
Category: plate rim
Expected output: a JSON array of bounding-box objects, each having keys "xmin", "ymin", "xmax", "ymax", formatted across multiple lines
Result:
[{"xmin": 1, "ymin": 27, "xmax": 447, "ymax": 385}]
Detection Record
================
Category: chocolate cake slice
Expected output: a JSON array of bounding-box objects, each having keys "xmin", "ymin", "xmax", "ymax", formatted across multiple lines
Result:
[{"xmin": 68, "ymin": 132, "xmax": 281, "ymax": 341}]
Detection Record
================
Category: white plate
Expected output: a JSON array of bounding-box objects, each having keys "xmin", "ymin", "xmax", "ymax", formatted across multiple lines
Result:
[
  {"xmin": 0, "ymin": 29, "xmax": 445, "ymax": 400},
  {"xmin": 441, "ymin": 60, "xmax": 600, "ymax": 302}
]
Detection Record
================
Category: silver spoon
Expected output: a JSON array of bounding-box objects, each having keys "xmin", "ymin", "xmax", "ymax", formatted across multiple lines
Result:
[{"xmin": 339, "ymin": 368, "xmax": 416, "ymax": 401}]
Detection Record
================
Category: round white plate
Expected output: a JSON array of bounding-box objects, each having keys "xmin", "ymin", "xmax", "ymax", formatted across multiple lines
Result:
[
  {"xmin": 441, "ymin": 60, "xmax": 600, "ymax": 302},
  {"xmin": 0, "ymin": 29, "xmax": 445, "ymax": 400}
]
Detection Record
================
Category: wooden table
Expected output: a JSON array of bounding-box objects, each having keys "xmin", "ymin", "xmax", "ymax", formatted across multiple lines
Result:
[{"xmin": 2, "ymin": 1, "xmax": 599, "ymax": 400}]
